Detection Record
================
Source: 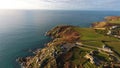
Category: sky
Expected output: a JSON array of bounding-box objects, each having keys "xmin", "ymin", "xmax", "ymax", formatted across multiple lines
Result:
[{"xmin": 0, "ymin": 0, "xmax": 120, "ymax": 10}]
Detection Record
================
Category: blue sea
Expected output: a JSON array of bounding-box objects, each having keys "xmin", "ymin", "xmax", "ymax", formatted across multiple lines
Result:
[{"xmin": 0, "ymin": 10, "xmax": 120, "ymax": 68}]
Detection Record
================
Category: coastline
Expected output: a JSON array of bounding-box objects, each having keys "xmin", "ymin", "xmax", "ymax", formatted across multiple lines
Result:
[{"xmin": 17, "ymin": 16, "xmax": 120, "ymax": 68}]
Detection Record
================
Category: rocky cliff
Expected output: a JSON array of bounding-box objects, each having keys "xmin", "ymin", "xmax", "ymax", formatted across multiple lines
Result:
[{"xmin": 17, "ymin": 25, "xmax": 81, "ymax": 68}]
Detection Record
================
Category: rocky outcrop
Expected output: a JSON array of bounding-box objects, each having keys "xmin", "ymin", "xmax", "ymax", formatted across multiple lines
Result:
[
  {"xmin": 17, "ymin": 25, "xmax": 81, "ymax": 68},
  {"xmin": 92, "ymin": 21, "xmax": 107, "ymax": 28},
  {"xmin": 105, "ymin": 16, "xmax": 120, "ymax": 21},
  {"xmin": 46, "ymin": 25, "xmax": 80, "ymax": 43},
  {"xmin": 92, "ymin": 16, "xmax": 120, "ymax": 29},
  {"xmin": 17, "ymin": 46, "xmax": 58, "ymax": 68}
]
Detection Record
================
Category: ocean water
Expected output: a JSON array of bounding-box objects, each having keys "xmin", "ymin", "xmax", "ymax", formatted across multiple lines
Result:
[{"xmin": 0, "ymin": 10, "xmax": 120, "ymax": 68}]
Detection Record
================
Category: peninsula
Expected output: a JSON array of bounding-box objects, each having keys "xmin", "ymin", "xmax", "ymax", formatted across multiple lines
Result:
[{"xmin": 17, "ymin": 16, "xmax": 120, "ymax": 68}]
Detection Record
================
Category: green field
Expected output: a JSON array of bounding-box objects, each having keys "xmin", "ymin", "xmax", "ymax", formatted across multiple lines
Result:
[
  {"xmin": 82, "ymin": 41, "xmax": 104, "ymax": 48},
  {"xmin": 69, "ymin": 47, "xmax": 88, "ymax": 65},
  {"xmin": 83, "ymin": 62, "xmax": 100, "ymax": 68},
  {"xmin": 74, "ymin": 27, "xmax": 119, "ymax": 41},
  {"xmin": 108, "ymin": 20, "xmax": 120, "ymax": 24},
  {"xmin": 105, "ymin": 42, "xmax": 120, "ymax": 53},
  {"xmin": 74, "ymin": 27, "xmax": 120, "ymax": 54}
]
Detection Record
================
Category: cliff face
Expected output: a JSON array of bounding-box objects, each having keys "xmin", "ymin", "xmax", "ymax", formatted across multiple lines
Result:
[
  {"xmin": 92, "ymin": 21, "xmax": 107, "ymax": 28},
  {"xmin": 46, "ymin": 25, "xmax": 80, "ymax": 43},
  {"xmin": 17, "ymin": 25, "xmax": 81, "ymax": 68},
  {"xmin": 18, "ymin": 46, "xmax": 57, "ymax": 68}
]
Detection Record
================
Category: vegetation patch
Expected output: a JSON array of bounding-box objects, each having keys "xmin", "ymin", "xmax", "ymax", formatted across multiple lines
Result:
[
  {"xmin": 105, "ymin": 42, "xmax": 120, "ymax": 54},
  {"xmin": 74, "ymin": 27, "xmax": 119, "ymax": 41},
  {"xmin": 82, "ymin": 41, "xmax": 104, "ymax": 48}
]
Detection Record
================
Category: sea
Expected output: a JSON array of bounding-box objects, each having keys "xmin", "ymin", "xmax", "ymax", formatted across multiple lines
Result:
[{"xmin": 0, "ymin": 10, "xmax": 120, "ymax": 68}]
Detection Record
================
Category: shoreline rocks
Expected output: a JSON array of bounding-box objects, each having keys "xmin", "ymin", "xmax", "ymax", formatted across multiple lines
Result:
[{"xmin": 17, "ymin": 25, "xmax": 80, "ymax": 68}]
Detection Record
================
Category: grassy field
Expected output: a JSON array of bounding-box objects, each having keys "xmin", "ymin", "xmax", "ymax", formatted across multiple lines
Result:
[
  {"xmin": 108, "ymin": 20, "xmax": 120, "ymax": 24},
  {"xmin": 95, "ymin": 52, "xmax": 110, "ymax": 62},
  {"xmin": 69, "ymin": 47, "xmax": 88, "ymax": 65},
  {"xmin": 74, "ymin": 27, "xmax": 120, "ymax": 54},
  {"xmin": 82, "ymin": 41, "xmax": 104, "ymax": 48},
  {"xmin": 83, "ymin": 62, "xmax": 98, "ymax": 68},
  {"xmin": 74, "ymin": 27, "xmax": 119, "ymax": 41},
  {"xmin": 105, "ymin": 42, "xmax": 120, "ymax": 53}
]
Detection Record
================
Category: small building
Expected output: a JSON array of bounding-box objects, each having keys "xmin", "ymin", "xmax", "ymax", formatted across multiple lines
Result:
[
  {"xmin": 102, "ymin": 45, "xmax": 113, "ymax": 53},
  {"xmin": 111, "ymin": 26, "xmax": 118, "ymax": 29},
  {"xmin": 107, "ymin": 30, "xmax": 111, "ymax": 35},
  {"xmin": 85, "ymin": 53, "xmax": 95, "ymax": 64}
]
